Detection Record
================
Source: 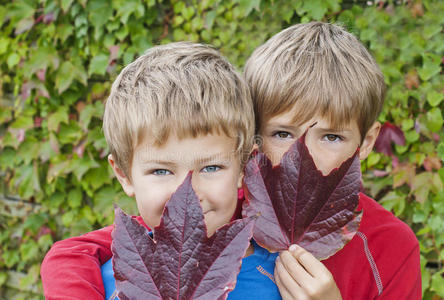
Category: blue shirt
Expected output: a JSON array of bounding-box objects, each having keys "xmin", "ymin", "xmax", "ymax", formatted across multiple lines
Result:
[{"xmin": 101, "ymin": 240, "xmax": 281, "ymax": 299}]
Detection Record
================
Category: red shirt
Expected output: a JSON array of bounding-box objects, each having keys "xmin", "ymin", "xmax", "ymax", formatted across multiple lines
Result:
[
  {"xmin": 40, "ymin": 194, "xmax": 421, "ymax": 299},
  {"xmin": 323, "ymin": 193, "xmax": 421, "ymax": 299}
]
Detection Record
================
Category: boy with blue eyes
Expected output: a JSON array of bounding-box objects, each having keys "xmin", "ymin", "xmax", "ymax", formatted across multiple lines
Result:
[
  {"xmin": 244, "ymin": 22, "xmax": 421, "ymax": 299},
  {"xmin": 41, "ymin": 42, "xmax": 282, "ymax": 299}
]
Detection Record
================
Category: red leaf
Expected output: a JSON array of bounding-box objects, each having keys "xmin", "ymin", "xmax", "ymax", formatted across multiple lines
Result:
[
  {"xmin": 21, "ymin": 81, "xmax": 33, "ymax": 100},
  {"xmin": 242, "ymin": 135, "xmax": 362, "ymax": 259},
  {"xmin": 112, "ymin": 174, "xmax": 255, "ymax": 300},
  {"xmin": 37, "ymin": 68, "xmax": 46, "ymax": 81},
  {"xmin": 108, "ymin": 45, "xmax": 120, "ymax": 62},
  {"xmin": 405, "ymin": 71, "xmax": 419, "ymax": 89},
  {"xmin": 73, "ymin": 139, "xmax": 86, "ymax": 158},
  {"xmin": 43, "ymin": 13, "xmax": 55, "ymax": 24},
  {"xmin": 16, "ymin": 129, "xmax": 26, "ymax": 143},
  {"xmin": 374, "ymin": 122, "xmax": 406, "ymax": 156}
]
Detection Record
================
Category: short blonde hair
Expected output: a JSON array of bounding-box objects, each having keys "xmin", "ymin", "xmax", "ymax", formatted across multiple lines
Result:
[
  {"xmin": 103, "ymin": 42, "xmax": 254, "ymax": 177},
  {"xmin": 244, "ymin": 22, "xmax": 386, "ymax": 139}
]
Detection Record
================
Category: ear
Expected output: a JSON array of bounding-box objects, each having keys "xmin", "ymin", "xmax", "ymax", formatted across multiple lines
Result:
[
  {"xmin": 253, "ymin": 134, "xmax": 262, "ymax": 151},
  {"xmin": 238, "ymin": 143, "xmax": 256, "ymax": 188},
  {"xmin": 237, "ymin": 172, "xmax": 243, "ymax": 189},
  {"xmin": 108, "ymin": 154, "xmax": 135, "ymax": 197},
  {"xmin": 359, "ymin": 122, "xmax": 381, "ymax": 160}
]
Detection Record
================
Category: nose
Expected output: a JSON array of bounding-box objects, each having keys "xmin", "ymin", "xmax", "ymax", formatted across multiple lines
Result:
[{"xmin": 190, "ymin": 173, "xmax": 204, "ymax": 202}]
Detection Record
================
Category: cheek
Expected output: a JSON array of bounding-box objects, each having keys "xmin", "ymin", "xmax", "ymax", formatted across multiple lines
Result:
[
  {"xmin": 308, "ymin": 144, "xmax": 357, "ymax": 175},
  {"xmin": 261, "ymin": 138, "xmax": 289, "ymax": 166},
  {"xmin": 134, "ymin": 186, "xmax": 172, "ymax": 228},
  {"xmin": 204, "ymin": 175, "xmax": 239, "ymax": 212}
]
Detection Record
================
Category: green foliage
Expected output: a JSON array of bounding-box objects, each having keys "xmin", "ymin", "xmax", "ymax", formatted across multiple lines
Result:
[{"xmin": 0, "ymin": 0, "xmax": 443, "ymax": 298}]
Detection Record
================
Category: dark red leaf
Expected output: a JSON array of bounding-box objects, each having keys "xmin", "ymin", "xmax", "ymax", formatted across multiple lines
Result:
[
  {"xmin": 34, "ymin": 117, "xmax": 43, "ymax": 128},
  {"xmin": 112, "ymin": 174, "xmax": 255, "ymax": 300},
  {"xmin": 242, "ymin": 135, "xmax": 362, "ymax": 259},
  {"xmin": 374, "ymin": 122, "xmax": 406, "ymax": 156}
]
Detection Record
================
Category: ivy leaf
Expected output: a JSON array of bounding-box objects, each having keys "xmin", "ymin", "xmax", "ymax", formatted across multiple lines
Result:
[
  {"xmin": 418, "ymin": 53, "xmax": 441, "ymax": 81},
  {"xmin": 374, "ymin": 122, "xmax": 406, "ymax": 156},
  {"xmin": 437, "ymin": 143, "xmax": 444, "ymax": 161},
  {"xmin": 61, "ymin": 0, "xmax": 74, "ymax": 13},
  {"xmin": 412, "ymin": 173, "xmax": 432, "ymax": 203},
  {"xmin": 238, "ymin": 0, "xmax": 261, "ymax": 17},
  {"xmin": 426, "ymin": 108, "xmax": 443, "ymax": 133},
  {"xmin": 71, "ymin": 156, "xmax": 100, "ymax": 181},
  {"xmin": 112, "ymin": 174, "xmax": 255, "ymax": 299},
  {"xmin": 431, "ymin": 270, "xmax": 444, "ymax": 297},
  {"xmin": 114, "ymin": 0, "xmax": 145, "ymax": 24},
  {"xmin": 83, "ymin": 164, "xmax": 110, "ymax": 190},
  {"xmin": 87, "ymin": 0, "xmax": 113, "ymax": 39},
  {"xmin": 47, "ymin": 106, "xmax": 69, "ymax": 132},
  {"xmin": 7, "ymin": 53, "xmax": 20, "ymax": 69},
  {"xmin": 10, "ymin": 115, "xmax": 33, "ymax": 130},
  {"xmin": 24, "ymin": 46, "xmax": 59, "ymax": 77},
  {"xmin": 302, "ymin": 0, "xmax": 328, "ymax": 20},
  {"xmin": 182, "ymin": 6, "xmax": 195, "ymax": 21},
  {"xmin": 68, "ymin": 188, "xmax": 83, "ymax": 208},
  {"xmin": 55, "ymin": 61, "xmax": 76, "ymax": 94},
  {"xmin": 88, "ymin": 53, "xmax": 109, "ymax": 76},
  {"xmin": 6, "ymin": 1, "xmax": 35, "ymax": 33},
  {"xmin": 427, "ymin": 90, "xmax": 444, "ymax": 107},
  {"xmin": 205, "ymin": 10, "xmax": 217, "ymax": 30},
  {"xmin": 93, "ymin": 186, "xmax": 117, "ymax": 216},
  {"xmin": 242, "ymin": 134, "xmax": 362, "ymax": 259}
]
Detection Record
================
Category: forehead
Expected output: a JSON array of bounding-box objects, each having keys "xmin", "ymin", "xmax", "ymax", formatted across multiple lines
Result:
[
  {"xmin": 262, "ymin": 109, "xmax": 359, "ymax": 133},
  {"xmin": 133, "ymin": 132, "xmax": 239, "ymax": 162}
]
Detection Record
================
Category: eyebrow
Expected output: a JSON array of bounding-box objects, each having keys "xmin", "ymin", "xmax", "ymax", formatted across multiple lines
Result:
[
  {"xmin": 141, "ymin": 160, "xmax": 178, "ymax": 167},
  {"xmin": 310, "ymin": 126, "xmax": 353, "ymax": 133},
  {"xmin": 194, "ymin": 153, "xmax": 230, "ymax": 164},
  {"xmin": 265, "ymin": 123, "xmax": 299, "ymax": 131},
  {"xmin": 141, "ymin": 153, "xmax": 230, "ymax": 166}
]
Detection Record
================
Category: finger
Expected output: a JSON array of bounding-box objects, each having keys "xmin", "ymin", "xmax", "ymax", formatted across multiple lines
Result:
[
  {"xmin": 274, "ymin": 267, "xmax": 292, "ymax": 300},
  {"xmin": 275, "ymin": 256, "xmax": 307, "ymax": 299},
  {"xmin": 289, "ymin": 244, "xmax": 327, "ymax": 278},
  {"xmin": 279, "ymin": 250, "xmax": 313, "ymax": 286}
]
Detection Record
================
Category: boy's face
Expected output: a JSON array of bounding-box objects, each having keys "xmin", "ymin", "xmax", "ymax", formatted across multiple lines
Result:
[
  {"xmin": 110, "ymin": 133, "xmax": 242, "ymax": 237},
  {"xmin": 259, "ymin": 110, "xmax": 380, "ymax": 174}
]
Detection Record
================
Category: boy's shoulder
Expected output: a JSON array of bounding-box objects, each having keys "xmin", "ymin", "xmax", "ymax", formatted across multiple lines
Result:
[
  {"xmin": 41, "ymin": 215, "xmax": 148, "ymax": 299},
  {"xmin": 323, "ymin": 193, "xmax": 421, "ymax": 299},
  {"xmin": 357, "ymin": 193, "xmax": 417, "ymax": 246}
]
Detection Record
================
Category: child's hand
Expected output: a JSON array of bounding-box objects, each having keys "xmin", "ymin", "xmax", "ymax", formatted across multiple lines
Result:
[{"xmin": 274, "ymin": 244, "xmax": 342, "ymax": 300}]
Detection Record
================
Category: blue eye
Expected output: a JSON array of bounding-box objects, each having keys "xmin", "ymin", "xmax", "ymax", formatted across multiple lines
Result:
[
  {"xmin": 201, "ymin": 165, "xmax": 221, "ymax": 173},
  {"xmin": 153, "ymin": 169, "xmax": 172, "ymax": 175},
  {"xmin": 273, "ymin": 131, "xmax": 292, "ymax": 139}
]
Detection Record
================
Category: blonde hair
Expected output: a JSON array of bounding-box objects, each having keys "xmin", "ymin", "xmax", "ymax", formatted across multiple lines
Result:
[
  {"xmin": 244, "ymin": 22, "xmax": 386, "ymax": 138},
  {"xmin": 103, "ymin": 42, "xmax": 254, "ymax": 177}
]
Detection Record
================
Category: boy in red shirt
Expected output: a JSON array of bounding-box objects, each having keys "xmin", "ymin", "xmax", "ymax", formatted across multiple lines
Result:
[
  {"xmin": 41, "ymin": 22, "xmax": 421, "ymax": 299},
  {"xmin": 244, "ymin": 22, "xmax": 420, "ymax": 299}
]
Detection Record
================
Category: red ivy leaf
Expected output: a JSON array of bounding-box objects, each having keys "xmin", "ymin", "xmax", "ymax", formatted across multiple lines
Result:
[
  {"xmin": 242, "ymin": 135, "xmax": 362, "ymax": 259},
  {"xmin": 374, "ymin": 122, "xmax": 406, "ymax": 156},
  {"xmin": 112, "ymin": 174, "xmax": 255, "ymax": 300}
]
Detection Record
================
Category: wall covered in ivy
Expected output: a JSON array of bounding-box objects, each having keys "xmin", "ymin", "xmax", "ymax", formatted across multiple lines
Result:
[{"xmin": 0, "ymin": 0, "xmax": 443, "ymax": 298}]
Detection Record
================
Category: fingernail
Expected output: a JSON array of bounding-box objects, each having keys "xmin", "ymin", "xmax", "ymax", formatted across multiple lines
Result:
[
  {"xmin": 289, "ymin": 244, "xmax": 297, "ymax": 252},
  {"xmin": 275, "ymin": 256, "xmax": 280, "ymax": 263}
]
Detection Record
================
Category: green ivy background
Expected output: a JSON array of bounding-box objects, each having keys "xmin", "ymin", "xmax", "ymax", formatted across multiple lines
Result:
[{"xmin": 0, "ymin": 0, "xmax": 443, "ymax": 299}]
